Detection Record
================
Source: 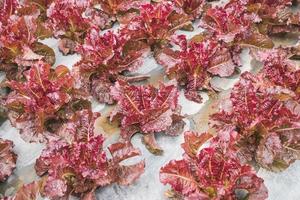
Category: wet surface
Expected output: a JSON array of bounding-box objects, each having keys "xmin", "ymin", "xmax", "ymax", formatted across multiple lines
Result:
[
  {"xmin": 94, "ymin": 106, "xmax": 120, "ymax": 137},
  {"xmin": 190, "ymin": 90, "xmax": 229, "ymax": 134}
]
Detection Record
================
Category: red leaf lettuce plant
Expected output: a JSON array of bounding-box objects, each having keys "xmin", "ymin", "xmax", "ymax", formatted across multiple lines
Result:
[
  {"xmin": 46, "ymin": 0, "xmax": 96, "ymax": 55},
  {"xmin": 110, "ymin": 80, "xmax": 185, "ymax": 154},
  {"xmin": 96, "ymin": 0, "xmax": 148, "ymax": 27},
  {"xmin": 239, "ymin": 0, "xmax": 300, "ymax": 35},
  {"xmin": 74, "ymin": 27, "xmax": 150, "ymax": 104},
  {"xmin": 155, "ymin": 34, "xmax": 240, "ymax": 103},
  {"xmin": 5, "ymin": 61, "xmax": 90, "ymax": 142},
  {"xmin": 160, "ymin": 130, "xmax": 268, "ymax": 200},
  {"xmin": 211, "ymin": 70, "xmax": 300, "ymax": 172},
  {"xmin": 0, "ymin": 2, "xmax": 54, "ymax": 80},
  {"xmin": 2, "ymin": 180, "xmax": 44, "ymax": 200},
  {"xmin": 35, "ymin": 109, "xmax": 145, "ymax": 199},
  {"xmin": 120, "ymin": 2, "xmax": 192, "ymax": 50},
  {"xmin": 154, "ymin": 0, "xmax": 208, "ymax": 21},
  {"xmin": 200, "ymin": 0, "xmax": 274, "ymax": 48}
]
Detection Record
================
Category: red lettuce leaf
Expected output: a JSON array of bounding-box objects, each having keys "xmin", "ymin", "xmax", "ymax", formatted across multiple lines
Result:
[
  {"xmin": 57, "ymin": 38, "xmax": 77, "ymax": 56},
  {"xmin": 16, "ymin": 0, "xmax": 53, "ymax": 39},
  {"xmin": 84, "ymin": 6, "xmax": 114, "ymax": 30},
  {"xmin": 18, "ymin": 0, "xmax": 54, "ymax": 20},
  {"xmin": 0, "ymin": 138, "xmax": 17, "ymax": 182},
  {"xmin": 3, "ymin": 180, "xmax": 44, "ymax": 200},
  {"xmin": 108, "ymin": 141, "xmax": 145, "ymax": 185},
  {"xmin": 56, "ymin": 109, "xmax": 101, "ymax": 143},
  {"xmin": 249, "ymin": 46, "xmax": 300, "ymax": 62},
  {"xmin": 142, "ymin": 134, "xmax": 164, "ymax": 155},
  {"xmin": 172, "ymin": 0, "xmax": 206, "ymax": 20},
  {"xmin": 160, "ymin": 159, "xmax": 206, "ymax": 199},
  {"xmin": 181, "ymin": 131, "xmax": 213, "ymax": 159},
  {"xmin": 0, "ymin": 0, "xmax": 19, "ymax": 26},
  {"xmin": 261, "ymin": 52, "xmax": 300, "ymax": 94}
]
